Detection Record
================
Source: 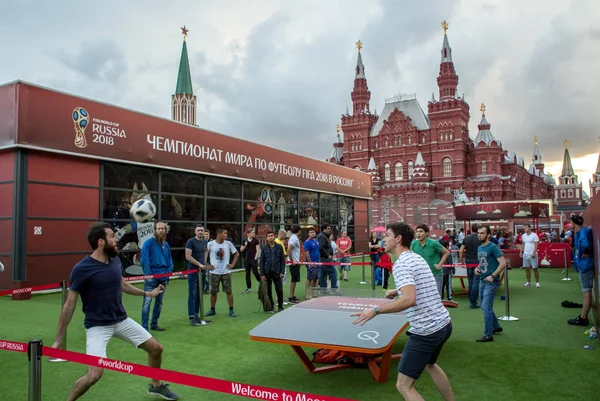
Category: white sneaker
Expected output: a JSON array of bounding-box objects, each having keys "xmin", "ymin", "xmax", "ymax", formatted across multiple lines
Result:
[
  {"xmin": 536, "ymin": 283, "xmax": 540, "ymax": 288},
  {"xmin": 523, "ymin": 282, "xmax": 531, "ymax": 287}
]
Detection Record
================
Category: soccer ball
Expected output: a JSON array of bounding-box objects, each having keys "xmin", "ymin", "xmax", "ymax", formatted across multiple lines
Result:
[{"xmin": 130, "ymin": 198, "xmax": 156, "ymax": 223}]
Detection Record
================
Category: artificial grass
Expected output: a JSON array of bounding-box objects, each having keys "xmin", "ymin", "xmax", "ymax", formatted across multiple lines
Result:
[{"xmin": 0, "ymin": 267, "xmax": 597, "ymax": 401}]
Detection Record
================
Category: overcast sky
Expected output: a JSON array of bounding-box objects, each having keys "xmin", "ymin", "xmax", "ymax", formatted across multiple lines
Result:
[{"xmin": 1, "ymin": 0, "xmax": 598, "ymax": 193}]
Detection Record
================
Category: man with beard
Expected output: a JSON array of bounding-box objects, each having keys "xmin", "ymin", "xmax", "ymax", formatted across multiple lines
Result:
[
  {"xmin": 260, "ymin": 230, "xmax": 286, "ymax": 312},
  {"xmin": 351, "ymin": 223, "xmax": 454, "ymax": 401},
  {"xmin": 51, "ymin": 222, "xmax": 178, "ymax": 400},
  {"xmin": 140, "ymin": 221, "xmax": 173, "ymax": 331}
]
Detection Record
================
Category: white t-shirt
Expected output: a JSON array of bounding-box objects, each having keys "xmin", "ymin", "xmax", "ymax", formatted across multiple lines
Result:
[
  {"xmin": 521, "ymin": 232, "xmax": 539, "ymax": 256},
  {"xmin": 207, "ymin": 240, "xmax": 238, "ymax": 275},
  {"xmin": 393, "ymin": 251, "xmax": 451, "ymax": 336},
  {"xmin": 288, "ymin": 234, "xmax": 301, "ymax": 262}
]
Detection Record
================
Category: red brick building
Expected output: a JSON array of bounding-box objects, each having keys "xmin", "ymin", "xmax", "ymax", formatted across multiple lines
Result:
[{"xmin": 329, "ymin": 23, "xmax": 554, "ymax": 229}]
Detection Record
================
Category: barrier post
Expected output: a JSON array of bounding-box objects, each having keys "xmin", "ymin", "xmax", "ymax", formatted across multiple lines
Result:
[
  {"xmin": 197, "ymin": 270, "xmax": 212, "ymax": 325},
  {"xmin": 499, "ymin": 264, "xmax": 519, "ymax": 321},
  {"xmin": 371, "ymin": 258, "xmax": 376, "ymax": 291},
  {"xmin": 49, "ymin": 280, "xmax": 68, "ymax": 363},
  {"xmin": 561, "ymin": 248, "xmax": 572, "ymax": 281},
  {"xmin": 28, "ymin": 339, "xmax": 43, "ymax": 401},
  {"xmin": 359, "ymin": 253, "xmax": 368, "ymax": 285}
]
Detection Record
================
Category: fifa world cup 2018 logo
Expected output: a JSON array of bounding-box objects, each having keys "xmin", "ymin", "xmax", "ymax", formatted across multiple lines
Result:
[
  {"xmin": 261, "ymin": 187, "xmax": 274, "ymax": 214},
  {"xmin": 72, "ymin": 107, "xmax": 89, "ymax": 149}
]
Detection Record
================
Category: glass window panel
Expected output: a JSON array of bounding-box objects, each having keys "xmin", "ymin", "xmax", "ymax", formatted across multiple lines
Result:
[
  {"xmin": 244, "ymin": 201, "xmax": 274, "ymax": 223},
  {"xmin": 103, "ymin": 162, "xmax": 158, "ymax": 191},
  {"xmin": 299, "ymin": 191, "xmax": 318, "ymax": 207},
  {"xmin": 160, "ymin": 194, "xmax": 204, "ymax": 221},
  {"xmin": 164, "ymin": 222, "xmax": 196, "ymax": 249},
  {"xmin": 207, "ymin": 199, "xmax": 241, "ymax": 222},
  {"xmin": 243, "ymin": 183, "xmax": 273, "ymax": 201},
  {"xmin": 299, "ymin": 205, "xmax": 319, "ymax": 227},
  {"xmin": 206, "ymin": 177, "xmax": 241, "ymax": 198},
  {"xmin": 242, "ymin": 223, "xmax": 274, "ymax": 246},
  {"xmin": 103, "ymin": 190, "xmax": 158, "ymax": 221},
  {"xmin": 320, "ymin": 208, "xmax": 338, "ymax": 225},
  {"xmin": 273, "ymin": 187, "xmax": 298, "ymax": 204},
  {"xmin": 170, "ymin": 249, "xmax": 188, "ymax": 272},
  {"xmin": 161, "ymin": 171, "xmax": 203, "ymax": 195},
  {"xmin": 274, "ymin": 204, "xmax": 299, "ymax": 225},
  {"xmin": 320, "ymin": 194, "xmax": 338, "ymax": 209}
]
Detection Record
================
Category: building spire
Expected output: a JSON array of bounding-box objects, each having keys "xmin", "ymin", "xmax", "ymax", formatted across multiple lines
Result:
[
  {"xmin": 474, "ymin": 104, "xmax": 500, "ymax": 147},
  {"xmin": 175, "ymin": 26, "xmax": 193, "ymax": 95},
  {"xmin": 437, "ymin": 21, "xmax": 458, "ymax": 100},
  {"xmin": 172, "ymin": 26, "xmax": 197, "ymax": 126},
  {"xmin": 350, "ymin": 40, "xmax": 371, "ymax": 114},
  {"xmin": 560, "ymin": 139, "xmax": 575, "ymax": 176}
]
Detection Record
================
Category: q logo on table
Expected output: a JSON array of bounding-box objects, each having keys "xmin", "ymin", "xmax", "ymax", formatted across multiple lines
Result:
[{"xmin": 357, "ymin": 331, "xmax": 380, "ymax": 345}]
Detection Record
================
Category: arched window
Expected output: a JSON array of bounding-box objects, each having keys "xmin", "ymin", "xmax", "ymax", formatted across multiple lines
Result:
[
  {"xmin": 407, "ymin": 135, "xmax": 412, "ymax": 145},
  {"xmin": 395, "ymin": 162, "xmax": 403, "ymax": 181},
  {"xmin": 384, "ymin": 163, "xmax": 391, "ymax": 181},
  {"xmin": 408, "ymin": 161, "xmax": 414, "ymax": 179},
  {"xmin": 443, "ymin": 157, "xmax": 452, "ymax": 177},
  {"xmin": 351, "ymin": 143, "xmax": 355, "ymax": 152},
  {"xmin": 414, "ymin": 206, "xmax": 422, "ymax": 225},
  {"xmin": 398, "ymin": 136, "xmax": 403, "ymax": 146},
  {"xmin": 374, "ymin": 140, "xmax": 379, "ymax": 149},
  {"xmin": 359, "ymin": 142, "xmax": 363, "ymax": 150},
  {"xmin": 568, "ymin": 189, "xmax": 573, "ymax": 198},
  {"xmin": 449, "ymin": 132, "xmax": 453, "ymax": 140},
  {"xmin": 385, "ymin": 138, "xmax": 389, "ymax": 147},
  {"xmin": 560, "ymin": 189, "xmax": 566, "ymax": 198},
  {"xmin": 481, "ymin": 160, "xmax": 487, "ymax": 175}
]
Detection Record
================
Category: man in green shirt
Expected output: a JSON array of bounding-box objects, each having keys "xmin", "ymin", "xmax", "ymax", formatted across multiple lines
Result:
[{"xmin": 411, "ymin": 224, "xmax": 451, "ymax": 297}]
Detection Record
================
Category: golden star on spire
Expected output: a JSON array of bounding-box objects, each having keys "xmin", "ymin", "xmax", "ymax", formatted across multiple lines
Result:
[
  {"xmin": 442, "ymin": 20, "xmax": 449, "ymax": 34},
  {"xmin": 480, "ymin": 103, "xmax": 486, "ymax": 117},
  {"xmin": 534, "ymin": 135, "xmax": 538, "ymax": 145},
  {"xmin": 564, "ymin": 139, "xmax": 569, "ymax": 148},
  {"xmin": 355, "ymin": 40, "xmax": 363, "ymax": 53},
  {"xmin": 181, "ymin": 26, "xmax": 189, "ymax": 41}
]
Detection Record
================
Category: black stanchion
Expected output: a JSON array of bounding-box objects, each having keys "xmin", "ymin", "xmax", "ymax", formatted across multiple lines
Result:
[
  {"xmin": 370, "ymin": 260, "xmax": 376, "ymax": 291},
  {"xmin": 499, "ymin": 265, "xmax": 519, "ymax": 321},
  {"xmin": 561, "ymin": 248, "xmax": 572, "ymax": 281},
  {"xmin": 28, "ymin": 339, "xmax": 43, "ymax": 401},
  {"xmin": 198, "ymin": 271, "xmax": 212, "ymax": 325},
  {"xmin": 359, "ymin": 254, "xmax": 368, "ymax": 285},
  {"xmin": 49, "ymin": 280, "xmax": 68, "ymax": 363}
]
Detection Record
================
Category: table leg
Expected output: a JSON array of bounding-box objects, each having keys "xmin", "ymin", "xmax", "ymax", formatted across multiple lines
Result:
[
  {"xmin": 368, "ymin": 348, "xmax": 402, "ymax": 382},
  {"xmin": 291, "ymin": 346, "xmax": 352, "ymax": 374}
]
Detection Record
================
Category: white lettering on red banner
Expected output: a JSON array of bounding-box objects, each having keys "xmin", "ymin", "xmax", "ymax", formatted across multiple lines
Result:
[
  {"xmin": 98, "ymin": 357, "xmax": 134, "ymax": 374},
  {"xmin": 146, "ymin": 135, "xmax": 355, "ymax": 188},
  {"xmin": 0, "ymin": 341, "xmax": 25, "ymax": 352}
]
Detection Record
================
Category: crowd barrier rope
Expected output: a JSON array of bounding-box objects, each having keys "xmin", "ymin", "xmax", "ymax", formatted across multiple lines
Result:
[{"xmin": 1, "ymin": 339, "xmax": 357, "ymax": 401}]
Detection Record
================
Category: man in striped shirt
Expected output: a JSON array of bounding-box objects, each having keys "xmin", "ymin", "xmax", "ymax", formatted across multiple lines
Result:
[{"xmin": 352, "ymin": 222, "xmax": 454, "ymax": 401}]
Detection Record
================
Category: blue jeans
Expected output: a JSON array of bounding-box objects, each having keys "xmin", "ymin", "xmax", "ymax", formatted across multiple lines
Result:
[
  {"xmin": 467, "ymin": 266, "xmax": 480, "ymax": 307},
  {"xmin": 319, "ymin": 263, "xmax": 338, "ymax": 288},
  {"xmin": 480, "ymin": 280, "xmax": 501, "ymax": 337},
  {"xmin": 187, "ymin": 272, "xmax": 200, "ymax": 318},
  {"xmin": 142, "ymin": 278, "xmax": 168, "ymax": 330}
]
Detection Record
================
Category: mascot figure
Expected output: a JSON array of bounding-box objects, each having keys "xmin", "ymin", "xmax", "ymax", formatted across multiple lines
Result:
[{"xmin": 115, "ymin": 183, "xmax": 159, "ymax": 275}]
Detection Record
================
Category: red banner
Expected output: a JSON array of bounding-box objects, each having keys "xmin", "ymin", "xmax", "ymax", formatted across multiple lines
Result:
[
  {"xmin": 0, "ymin": 82, "xmax": 371, "ymax": 198},
  {"xmin": 0, "ymin": 340, "xmax": 357, "ymax": 401},
  {"xmin": 0, "ymin": 281, "xmax": 64, "ymax": 297}
]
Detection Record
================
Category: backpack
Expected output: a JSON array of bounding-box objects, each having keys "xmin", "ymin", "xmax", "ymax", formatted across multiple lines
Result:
[{"xmin": 258, "ymin": 280, "xmax": 273, "ymax": 312}]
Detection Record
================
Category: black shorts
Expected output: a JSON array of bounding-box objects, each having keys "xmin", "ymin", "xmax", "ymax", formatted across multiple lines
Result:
[
  {"xmin": 398, "ymin": 322, "xmax": 452, "ymax": 380},
  {"xmin": 289, "ymin": 264, "xmax": 301, "ymax": 283}
]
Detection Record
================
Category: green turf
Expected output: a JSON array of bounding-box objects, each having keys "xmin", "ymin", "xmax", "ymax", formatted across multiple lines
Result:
[{"xmin": 0, "ymin": 267, "xmax": 597, "ymax": 401}]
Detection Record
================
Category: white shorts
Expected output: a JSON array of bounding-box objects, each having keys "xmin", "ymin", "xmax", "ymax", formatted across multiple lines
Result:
[
  {"xmin": 522, "ymin": 254, "xmax": 538, "ymax": 269},
  {"xmin": 85, "ymin": 317, "xmax": 152, "ymax": 358}
]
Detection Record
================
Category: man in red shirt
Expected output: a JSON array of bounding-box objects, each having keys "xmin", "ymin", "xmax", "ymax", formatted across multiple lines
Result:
[{"xmin": 336, "ymin": 231, "xmax": 353, "ymax": 281}]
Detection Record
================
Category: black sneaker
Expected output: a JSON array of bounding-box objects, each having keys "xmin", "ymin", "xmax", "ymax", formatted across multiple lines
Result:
[
  {"xmin": 493, "ymin": 327, "xmax": 503, "ymax": 334},
  {"xmin": 148, "ymin": 383, "xmax": 178, "ymax": 400},
  {"xmin": 476, "ymin": 335, "xmax": 494, "ymax": 342},
  {"xmin": 568, "ymin": 316, "xmax": 589, "ymax": 326},
  {"xmin": 190, "ymin": 318, "xmax": 201, "ymax": 327},
  {"xmin": 150, "ymin": 325, "xmax": 165, "ymax": 332}
]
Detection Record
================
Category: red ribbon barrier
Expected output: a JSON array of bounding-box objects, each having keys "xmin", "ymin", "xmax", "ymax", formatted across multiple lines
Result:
[
  {"xmin": 286, "ymin": 261, "xmax": 371, "ymax": 266},
  {"xmin": 0, "ymin": 281, "xmax": 64, "ymax": 297},
  {"xmin": 123, "ymin": 269, "xmax": 199, "ymax": 282},
  {"xmin": 0, "ymin": 339, "xmax": 357, "ymax": 401}
]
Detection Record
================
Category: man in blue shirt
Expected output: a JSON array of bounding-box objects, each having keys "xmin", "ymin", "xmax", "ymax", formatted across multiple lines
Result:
[
  {"xmin": 185, "ymin": 224, "xmax": 207, "ymax": 326},
  {"xmin": 303, "ymin": 228, "xmax": 321, "ymax": 299},
  {"xmin": 140, "ymin": 221, "xmax": 173, "ymax": 332},
  {"xmin": 50, "ymin": 222, "xmax": 178, "ymax": 400},
  {"xmin": 568, "ymin": 214, "xmax": 595, "ymax": 326},
  {"xmin": 475, "ymin": 225, "xmax": 506, "ymax": 342}
]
